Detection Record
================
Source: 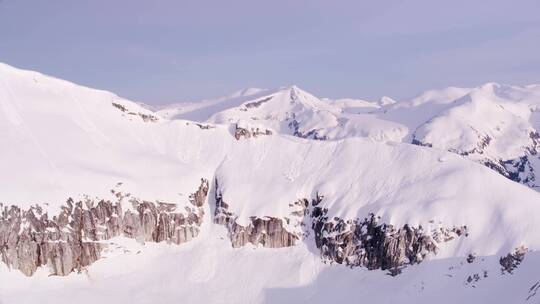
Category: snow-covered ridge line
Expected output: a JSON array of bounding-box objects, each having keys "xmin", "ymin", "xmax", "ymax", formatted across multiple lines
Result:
[{"xmin": 159, "ymin": 79, "xmax": 540, "ymax": 191}]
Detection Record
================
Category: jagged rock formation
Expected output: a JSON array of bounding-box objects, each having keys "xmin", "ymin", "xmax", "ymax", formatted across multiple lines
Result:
[
  {"xmin": 214, "ymin": 183, "xmax": 465, "ymax": 274},
  {"xmin": 112, "ymin": 102, "xmax": 159, "ymax": 122},
  {"xmin": 499, "ymin": 246, "xmax": 528, "ymax": 274},
  {"xmin": 0, "ymin": 179, "xmax": 208, "ymax": 276},
  {"xmin": 309, "ymin": 197, "xmax": 467, "ymax": 275},
  {"xmin": 287, "ymin": 116, "xmax": 328, "ymax": 140},
  {"xmin": 2, "ymin": 176, "xmax": 468, "ymax": 277},
  {"xmin": 218, "ymin": 215, "xmax": 298, "ymax": 248},
  {"xmin": 233, "ymin": 123, "xmax": 272, "ymax": 140},
  {"xmin": 243, "ymin": 96, "xmax": 273, "ymax": 109},
  {"xmin": 214, "ymin": 182, "xmax": 302, "ymax": 248},
  {"xmin": 191, "ymin": 122, "xmax": 215, "ymax": 130}
]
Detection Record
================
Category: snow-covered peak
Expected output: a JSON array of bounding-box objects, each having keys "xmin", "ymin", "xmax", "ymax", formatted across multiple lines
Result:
[{"xmin": 207, "ymin": 85, "xmax": 346, "ymax": 139}]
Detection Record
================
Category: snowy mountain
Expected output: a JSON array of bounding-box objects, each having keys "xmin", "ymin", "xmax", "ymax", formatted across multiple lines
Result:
[
  {"xmin": 2, "ymin": 63, "xmax": 540, "ymax": 303},
  {"xmin": 160, "ymin": 82, "xmax": 540, "ymax": 191},
  {"xmin": 160, "ymin": 85, "xmax": 403, "ymax": 141}
]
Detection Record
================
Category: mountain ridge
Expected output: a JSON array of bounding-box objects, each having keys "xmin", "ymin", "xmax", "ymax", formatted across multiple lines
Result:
[{"xmin": 1, "ymin": 62, "xmax": 540, "ymax": 303}]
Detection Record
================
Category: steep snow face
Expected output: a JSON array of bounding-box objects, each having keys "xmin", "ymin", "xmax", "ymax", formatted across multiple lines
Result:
[{"xmin": 0, "ymin": 62, "xmax": 226, "ymax": 211}]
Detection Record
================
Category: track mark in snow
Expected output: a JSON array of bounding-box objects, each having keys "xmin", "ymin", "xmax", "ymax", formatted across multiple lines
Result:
[
  {"xmin": 0, "ymin": 78, "xmax": 63, "ymax": 186},
  {"xmin": 527, "ymin": 281, "xmax": 540, "ymax": 301},
  {"xmin": 0, "ymin": 79, "xmax": 23, "ymax": 126}
]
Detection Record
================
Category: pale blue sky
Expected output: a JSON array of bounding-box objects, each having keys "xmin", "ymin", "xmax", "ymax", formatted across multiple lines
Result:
[{"xmin": 1, "ymin": 0, "xmax": 539, "ymax": 104}]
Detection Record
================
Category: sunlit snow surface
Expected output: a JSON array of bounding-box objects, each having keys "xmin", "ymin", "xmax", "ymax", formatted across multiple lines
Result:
[{"xmin": 2, "ymin": 63, "xmax": 540, "ymax": 303}]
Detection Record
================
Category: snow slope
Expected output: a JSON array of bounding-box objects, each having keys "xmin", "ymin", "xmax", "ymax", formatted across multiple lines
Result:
[
  {"xmin": 0, "ymin": 62, "xmax": 224, "ymax": 211},
  {"xmin": 1, "ymin": 63, "xmax": 540, "ymax": 303}
]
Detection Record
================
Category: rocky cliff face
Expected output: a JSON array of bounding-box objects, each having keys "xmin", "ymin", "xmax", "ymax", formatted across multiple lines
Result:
[
  {"xmin": 0, "ymin": 179, "xmax": 209, "ymax": 276},
  {"xmin": 214, "ymin": 181, "xmax": 466, "ymax": 274},
  {"xmin": 310, "ymin": 196, "xmax": 468, "ymax": 275},
  {"xmin": 214, "ymin": 181, "xmax": 304, "ymax": 248},
  {"xmin": 1, "ymin": 177, "xmax": 470, "ymax": 277},
  {"xmin": 0, "ymin": 177, "xmax": 482, "ymax": 277}
]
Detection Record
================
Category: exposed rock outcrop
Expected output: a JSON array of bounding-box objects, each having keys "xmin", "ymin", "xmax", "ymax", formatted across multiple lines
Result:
[
  {"xmin": 214, "ymin": 182, "xmax": 304, "ymax": 248},
  {"xmin": 233, "ymin": 123, "xmax": 272, "ymax": 140},
  {"xmin": 214, "ymin": 181, "xmax": 465, "ymax": 274},
  {"xmin": 0, "ymin": 179, "xmax": 209, "ymax": 276},
  {"xmin": 499, "ymin": 246, "xmax": 528, "ymax": 274},
  {"xmin": 244, "ymin": 96, "xmax": 273, "ymax": 109},
  {"xmin": 112, "ymin": 102, "xmax": 159, "ymax": 122},
  {"xmin": 412, "ymin": 131, "xmax": 540, "ymax": 188},
  {"xmin": 310, "ymin": 197, "xmax": 468, "ymax": 275},
  {"xmin": 287, "ymin": 117, "xmax": 328, "ymax": 140}
]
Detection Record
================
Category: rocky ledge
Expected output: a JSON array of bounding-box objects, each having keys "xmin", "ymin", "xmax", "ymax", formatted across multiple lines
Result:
[{"xmin": 0, "ymin": 179, "xmax": 208, "ymax": 276}]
